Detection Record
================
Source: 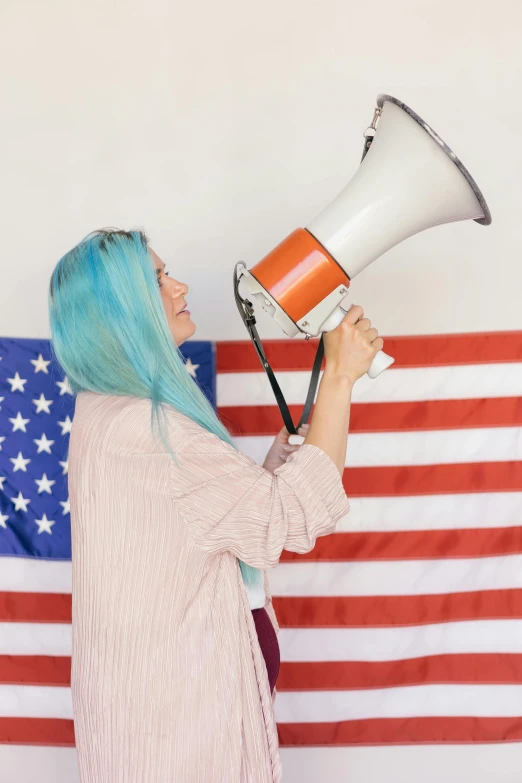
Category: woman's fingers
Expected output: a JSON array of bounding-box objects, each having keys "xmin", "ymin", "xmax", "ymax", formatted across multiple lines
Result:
[
  {"xmin": 285, "ymin": 423, "xmax": 310, "ymax": 458},
  {"xmin": 285, "ymin": 423, "xmax": 309, "ymax": 449},
  {"xmin": 344, "ymin": 304, "xmax": 364, "ymax": 325},
  {"xmin": 356, "ymin": 317, "xmax": 372, "ymax": 332}
]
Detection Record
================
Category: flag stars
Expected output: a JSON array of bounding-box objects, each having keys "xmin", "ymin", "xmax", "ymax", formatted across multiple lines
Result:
[
  {"xmin": 57, "ymin": 415, "xmax": 73, "ymax": 436},
  {"xmin": 33, "ymin": 433, "xmax": 54, "ymax": 454},
  {"xmin": 10, "ymin": 452, "xmax": 31, "ymax": 472},
  {"xmin": 0, "ymin": 435, "xmax": 5, "ymax": 451},
  {"xmin": 59, "ymin": 458, "xmax": 68, "ymax": 475},
  {"xmin": 31, "ymin": 354, "xmax": 51, "ymax": 374},
  {"xmin": 56, "ymin": 377, "xmax": 73, "ymax": 396},
  {"xmin": 0, "ymin": 475, "xmax": 6, "ymax": 491},
  {"xmin": 185, "ymin": 358, "xmax": 199, "ymax": 378},
  {"xmin": 35, "ymin": 473, "xmax": 56, "ymax": 494},
  {"xmin": 32, "ymin": 394, "xmax": 53, "ymax": 414},
  {"xmin": 10, "ymin": 491, "xmax": 31, "ymax": 512},
  {"xmin": 59, "ymin": 498, "xmax": 70, "ymax": 515},
  {"xmin": 0, "ymin": 511, "xmax": 8, "ymax": 529},
  {"xmin": 35, "ymin": 514, "xmax": 55, "ymax": 535},
  {"xmin": 9, "ymin": 411, "xmax": 30, "ymax": 433},
  {"xmin": 7, "ymin": 372, "xmax": 27, "ymax": 393}
]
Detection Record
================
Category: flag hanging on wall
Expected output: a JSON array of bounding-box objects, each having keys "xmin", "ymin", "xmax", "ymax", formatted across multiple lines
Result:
[{"xmin": 1, "ymin": 332, "xmax": 522, "ymax": 769}]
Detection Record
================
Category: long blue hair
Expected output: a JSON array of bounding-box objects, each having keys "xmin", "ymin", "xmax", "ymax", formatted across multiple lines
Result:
[{"xmin": 48, "ymin": 227, "xmax": 262, "ymax": 592}]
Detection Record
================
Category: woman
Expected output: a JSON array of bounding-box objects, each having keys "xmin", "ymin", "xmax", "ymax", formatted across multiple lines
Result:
[{"xmin": 48, "ymin": 228, "xmax": 383, "ymax": 783}]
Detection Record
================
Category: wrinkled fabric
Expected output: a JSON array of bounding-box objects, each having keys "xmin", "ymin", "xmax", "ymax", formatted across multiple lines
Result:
[{"xmin": 68, "ymin": 391, "xmax": 350, "ymax": 782}]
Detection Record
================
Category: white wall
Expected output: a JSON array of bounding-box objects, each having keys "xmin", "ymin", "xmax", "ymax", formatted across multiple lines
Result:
[{"xmin": 1, "ymin": 0, "xmax": 521, "ymax": 342}]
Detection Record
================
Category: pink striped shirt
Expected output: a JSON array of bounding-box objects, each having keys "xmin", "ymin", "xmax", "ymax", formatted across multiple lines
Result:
[{"xmin": 68, "ymin": 391, "xmax": 350, "ymax": 782}]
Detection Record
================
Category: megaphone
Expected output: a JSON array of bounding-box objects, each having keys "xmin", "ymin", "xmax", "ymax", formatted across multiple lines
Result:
[{"xmin": 235, "ymin": 94, "xmax": 492, "ymax": 384}]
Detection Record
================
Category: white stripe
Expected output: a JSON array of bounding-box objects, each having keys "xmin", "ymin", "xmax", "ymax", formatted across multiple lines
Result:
[
  {"xmin": 3, "ymin": 550, "xmax": 522, "ymax": 602},
  {"xmin": 274, "ymin": 684, "xmax": 522, "ymax": 723},
  {"xmin": 336, "ymin": 493, "xmax": 522, "ymax": 532},
  {"xmin": 270, "ymin": 555, "xmax": 522, "ymax": 597},
  {"xmin": 1, "ymin": 745, "xmax": 521, "ymax": 783},
  {"xmin": 4, "ymin": 619, "xmax": 522, "ymax": 662},
  {"xmin": 0, "ymin": 685, "xmax": 72, "ymax": 719},
  {"xmin": 0, "ymin": 747, "xmax": 80, "ymax": 783},
  {"xmin": 279, "ymin": 620, "xmax": 522, "ymax": 662},
  {"xmin": 4, "ymin": 681, "xmax": 521, "ymax": 724},
  {"xmin": 7, "ymin": 618, "xmax": 521, "ymax": 661},
  {"xmin": 234, "ymin": 426, "xmax": 522, "ymax": 467},
  {"xmin": 280, "ymin": 745, "xmax": 522, "ymax": 783},
  {"xmin": 0, "ymin": 623, "xmax": 71, "ymax": 655},
  {"xmin": 217, "ymin": 363, "xmax": 522, "ymax": 406},
  {"xmin": 0, "ymin": 557, "xmax": 71, "ymax": 593}
]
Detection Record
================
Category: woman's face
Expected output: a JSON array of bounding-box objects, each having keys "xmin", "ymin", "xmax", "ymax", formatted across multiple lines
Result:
[{"xmin": 150, "ymin": 248, "xmax": 196, "ymax": 346}]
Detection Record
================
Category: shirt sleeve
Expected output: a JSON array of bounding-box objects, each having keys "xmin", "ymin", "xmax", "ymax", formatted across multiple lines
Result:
[{"xmin": 168, "ymin": 426, "xmax": 350, "ymax": 569}]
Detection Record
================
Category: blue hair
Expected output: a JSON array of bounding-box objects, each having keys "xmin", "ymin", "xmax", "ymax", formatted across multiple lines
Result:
[{"xmin": 48, "ymin": 227, "xmax": 262, "ymax": 592}]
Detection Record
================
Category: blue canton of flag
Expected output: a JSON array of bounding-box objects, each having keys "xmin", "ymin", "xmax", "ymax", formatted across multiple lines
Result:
[{"xmin": 0, "ymin": 337, "xmax": 215, "ymax": 560}]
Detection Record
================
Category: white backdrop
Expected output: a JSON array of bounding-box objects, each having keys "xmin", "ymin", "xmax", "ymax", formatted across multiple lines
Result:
[
  {"xmin": 1, "ymin": 0, "xmax": 522, "ymax": 342},
  {"xmin": 1, "ymin": 0, "xmax": 522, "ymax": 781}
]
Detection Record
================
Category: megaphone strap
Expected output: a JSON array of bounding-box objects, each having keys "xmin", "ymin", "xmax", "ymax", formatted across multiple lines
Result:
[{"xmin": 234, "ymin": 262, "xmax": 324, "ymax": 436}]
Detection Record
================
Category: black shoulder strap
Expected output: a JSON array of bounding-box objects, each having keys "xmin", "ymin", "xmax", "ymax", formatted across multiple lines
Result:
[{"xmin": 233, "ymin": 263, "xmax": 324, "ymax": 436}]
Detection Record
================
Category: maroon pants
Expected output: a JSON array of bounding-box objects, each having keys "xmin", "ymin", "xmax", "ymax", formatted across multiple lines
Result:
[{"xmin": 251, "ymin": 607, "xmax": 280, "ymax": 693}]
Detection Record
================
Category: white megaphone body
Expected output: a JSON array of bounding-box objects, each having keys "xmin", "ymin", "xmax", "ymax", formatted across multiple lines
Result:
[{"xmin": 236, "ymin": 94, "xmax": 492, "ymax": 379}]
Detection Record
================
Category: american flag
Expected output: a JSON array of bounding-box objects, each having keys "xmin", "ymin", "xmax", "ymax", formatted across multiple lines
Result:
[{"xmin": 1, "ymin": 332, "xmax": 522, "ymax": 782}]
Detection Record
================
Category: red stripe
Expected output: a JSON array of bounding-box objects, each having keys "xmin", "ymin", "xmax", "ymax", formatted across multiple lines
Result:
[
  {"xmin": 277, "ymin": 654, "xmax": 522, "ymax": 690},
  {"xmin": 342, "ymin": 461, "xmax": 522, "ymax": 496},
  {"xmin": 216, "ymin": 332, "xmax": 522, "ymax": 373},
  {"xmin": 279, "ymin": 527, "xmax": 522, "ymax": 562},
  {"xmin": 0, "ymin": 656, "xmax": 70, "ymax": 686},
  {"xmin": 272, "ymin": 590, "xmax": 522, "ymax": 627},
  {"xmin": 0, "ymin": 718, "xmax": 75, "ymax": 746},
  {"xmin": 0, "ymin": 592, "xmax": 71, "ymax": 623},
  {"xmin": 16, "ymin": 577, "xmax": 519, "ymax": 628},
  {"xmin": 277, "ymin": 716, "xmax": 522, "ymax": 745},
  {"xmin": 2, "ymin": 717, "xmax": 519, "ymax": 747},
  {"xmin": 219, "ymin": 397, "xmax": 522, "ymax": 436}
]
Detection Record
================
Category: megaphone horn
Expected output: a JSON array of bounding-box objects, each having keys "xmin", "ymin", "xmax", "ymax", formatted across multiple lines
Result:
[{"xmin": 234, "ymin": 94, "xmax": 492, "ymax": 432}]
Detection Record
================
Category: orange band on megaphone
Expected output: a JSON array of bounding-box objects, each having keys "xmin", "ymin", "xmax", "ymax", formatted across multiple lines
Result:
[{"xmin": 249, "ymin": 228, "xmax": 349, "ymax": 323}]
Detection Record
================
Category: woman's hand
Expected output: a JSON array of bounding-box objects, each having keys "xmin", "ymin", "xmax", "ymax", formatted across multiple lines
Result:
[
  {"xmin": 262, "ymin": 423, "xmax": 310, "ymax": 474},
  {"xmin": 323, "ymin": 304, "xmax": 384, "ymax": 384}
]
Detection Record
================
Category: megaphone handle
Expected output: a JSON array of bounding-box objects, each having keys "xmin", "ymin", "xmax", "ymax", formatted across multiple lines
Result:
[
  {"xmin": 367, "ymin": 349, "xmax": 395, "ymax": 379},
  {"xmin": 321, "ymin": 303, "xmax": 395, "ymax": 379}
]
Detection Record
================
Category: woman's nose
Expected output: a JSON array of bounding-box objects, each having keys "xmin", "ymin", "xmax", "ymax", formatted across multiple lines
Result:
[{"xmin": 171, "ymin": 280, "xmax": 188, "ymax": 296}]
